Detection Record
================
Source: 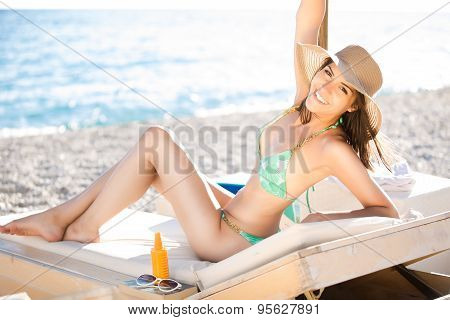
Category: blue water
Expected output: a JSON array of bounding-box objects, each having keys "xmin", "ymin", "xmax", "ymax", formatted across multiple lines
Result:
[{"xmin": 0, "ymin": 10, "xmax": 449, "ymax": 136}]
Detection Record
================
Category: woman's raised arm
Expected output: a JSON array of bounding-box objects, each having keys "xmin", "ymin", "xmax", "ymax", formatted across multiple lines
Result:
[{"xmin": 293, "ymin": 0, "xmax": 327, "ymax": 105}]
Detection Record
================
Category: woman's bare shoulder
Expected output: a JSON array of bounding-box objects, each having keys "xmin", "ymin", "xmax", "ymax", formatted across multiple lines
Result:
[
  {"xmin": 317, "ymin": 131, "xmax": 359, "ymax": 167},
  {"xmin": 290, "ymin": 129, "xmax": 349, "ymax": 175},
  {"xmin": 323, "ymin": 129, "xmax": 348, "ymax": 145}
]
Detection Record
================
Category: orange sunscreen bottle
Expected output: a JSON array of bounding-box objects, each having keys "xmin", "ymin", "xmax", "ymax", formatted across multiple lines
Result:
[{"xmin": 151, "ymin": 232, "xmax": 169, "ymax": 279}]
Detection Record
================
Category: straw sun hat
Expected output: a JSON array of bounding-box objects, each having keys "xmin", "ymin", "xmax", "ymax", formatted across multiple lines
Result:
[{"xmin": 295, "ymin": 42, "xmax": 383, "ymax": 138}]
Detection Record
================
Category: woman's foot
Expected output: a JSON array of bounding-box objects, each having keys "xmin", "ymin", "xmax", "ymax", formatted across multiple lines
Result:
[
  {"xmin": 63, "ymin": 219, "xmax": 100, "ymax": 243},
  {"xmin": 0, "ymin": 210, "xmax": 66, "ymax": 242}
]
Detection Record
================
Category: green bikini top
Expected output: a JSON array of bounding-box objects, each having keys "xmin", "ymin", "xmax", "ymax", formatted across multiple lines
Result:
[{"xmin": 257, "ymin": 106, "xmax": 343, "ymax": 207}]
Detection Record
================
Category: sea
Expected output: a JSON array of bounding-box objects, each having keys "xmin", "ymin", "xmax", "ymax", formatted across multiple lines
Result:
[{"xmin": 0, "ymin": 9, "xmax": 449, "ymax": 137}]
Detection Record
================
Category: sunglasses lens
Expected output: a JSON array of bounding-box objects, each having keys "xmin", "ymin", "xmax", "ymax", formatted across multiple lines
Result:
[
  {"xmin": 136, "ymin": 274, "xmax": 157, "ymax": 286},
  {"xmin": 159, "ymin": 279, "xmax": 180, "ymax": 292}
]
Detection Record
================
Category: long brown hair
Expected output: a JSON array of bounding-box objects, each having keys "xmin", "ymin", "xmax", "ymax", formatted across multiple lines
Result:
[{"xmin": 293, "ymin": 57, "xmax": 397, "ymax": 172}]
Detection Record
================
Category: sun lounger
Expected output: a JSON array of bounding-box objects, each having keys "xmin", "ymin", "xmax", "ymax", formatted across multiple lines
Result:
[
  {"xmin": 0, "ymin": 208, "xmax": 448, "ymax": 299},
  {"xmin": 0, "ymin": 172, "xmax": 448, "ymax": 299}
]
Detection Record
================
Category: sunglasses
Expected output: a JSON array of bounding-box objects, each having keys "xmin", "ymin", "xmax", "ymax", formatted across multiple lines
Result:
[{"xmin": 135, "ymin": 274, "xmax": 182, "ymax": 293}]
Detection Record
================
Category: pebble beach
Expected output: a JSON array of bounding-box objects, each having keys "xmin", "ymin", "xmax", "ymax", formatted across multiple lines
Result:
[{"xmin": 1, "ymin": 86, "xmax": 449, "ymax": 215}]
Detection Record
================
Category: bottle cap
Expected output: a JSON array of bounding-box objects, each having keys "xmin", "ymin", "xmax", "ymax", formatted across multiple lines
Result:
[{"xmin": 154, "ymin": 232, "xmax": 163, "ymax": 250}]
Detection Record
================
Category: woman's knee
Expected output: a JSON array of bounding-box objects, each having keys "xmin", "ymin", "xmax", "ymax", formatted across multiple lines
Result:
[
  {"xmin": 142, "ymin": 125, "xmax": 172, "ymax": 143},
  {"xmin": 140, "ymin": 126, "xmax": 174, "ymax": 156},
  {"xmin": 141, "ymin": 126, "xmax": 194, "ymax": 175}
]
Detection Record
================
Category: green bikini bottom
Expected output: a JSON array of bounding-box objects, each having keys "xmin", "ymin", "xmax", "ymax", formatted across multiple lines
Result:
[{"xmin": 219, "ymin": 208, "xmax": 281, "ymax": 245}]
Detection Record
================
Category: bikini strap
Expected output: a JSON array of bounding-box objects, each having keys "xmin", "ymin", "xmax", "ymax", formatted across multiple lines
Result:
[
  {"xmin": 258, "ymin": 106, "xmax": 299, "ymax": 157},
  {"xmin": 292, "ymin": 116, "xmax": 343, "ymax": 151},
  {"xmin": 306, "ymin": 185, "xmax": 316, "ymax": 214},
  {"xmin": 259, "ymin": 106, "xmax": 293, "ymax": 132},
  {"xmin": 287, "ymin": 105, "xmax": 298, "ymax": 113}
]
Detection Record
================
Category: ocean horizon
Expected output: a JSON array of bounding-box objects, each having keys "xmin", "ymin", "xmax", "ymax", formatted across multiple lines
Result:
[{"xmin": 1, "ymin": 9, "xmax": 449, "ymax": 137}]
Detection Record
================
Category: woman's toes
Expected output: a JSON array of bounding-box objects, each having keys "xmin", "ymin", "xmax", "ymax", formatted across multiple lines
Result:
[
  {"xmin": 0, "ymin": 225, "xmax": 10, "ymax": 233},
  {"xmin": 6, "ymin": 222, "xmax": 25, "ymax": 236},
  {"xmin": 0, "ymin": 216, "xmax": 64, "ymax": 242},
  {"xmin": 6, "ymin": 223, "xmax": 17, "ymax": 234}
]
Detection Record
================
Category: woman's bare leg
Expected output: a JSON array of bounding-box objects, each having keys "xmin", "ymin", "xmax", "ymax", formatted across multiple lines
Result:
[
  {"xmin": 0, "ymin": 128, "xmax": 166, "ymax": 241},
  {"xmin": 0, "ymin": 138, "xmax": 152, "ymax": 241},
  {"xmin": 62, "ymin": 126, "xmax": 230, "ymax": 260},
  {"xmin": 53, "ymin": 162, "xmax": 120, "ymax": 226},
  {"xmin": 62, "ymin": 130, "xmax": 159, "ymax": 243},
  {"xmin": 1, "ymin": 126, "xmax": 246, "ymax": 260}
]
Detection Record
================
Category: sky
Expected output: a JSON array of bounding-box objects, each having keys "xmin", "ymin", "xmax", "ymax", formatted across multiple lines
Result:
[{"xmin": 1, "ymin": 0, "xmax": 449, "ymax": 13}]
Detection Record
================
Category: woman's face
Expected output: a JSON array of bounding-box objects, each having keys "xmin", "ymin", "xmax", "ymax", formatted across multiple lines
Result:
[{"xmin": 305, "ymin": 62, "xmax": 357, "ymax": 119}]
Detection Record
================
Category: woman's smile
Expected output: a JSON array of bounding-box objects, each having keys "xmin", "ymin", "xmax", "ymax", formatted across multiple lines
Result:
[
  {"xmin": 310, "ymin": 89, "xmax": 329, "ymax": 106},
  {"xmin": 314, "ymin": 90, "xmax": 329, "ymax": 104}
]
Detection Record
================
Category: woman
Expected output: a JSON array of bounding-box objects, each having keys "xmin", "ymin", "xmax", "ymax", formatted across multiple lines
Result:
[{"xmin": 0, "ymin": 0, "xmax": 399, "ymax": 262}]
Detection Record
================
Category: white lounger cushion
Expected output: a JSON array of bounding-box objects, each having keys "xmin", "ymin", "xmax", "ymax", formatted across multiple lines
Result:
[{"xmin": 0, "ymin": 208, "xmax": 409, "ymax": 289}]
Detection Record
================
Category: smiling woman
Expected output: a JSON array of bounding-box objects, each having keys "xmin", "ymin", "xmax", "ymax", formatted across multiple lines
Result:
[
  {"xmin": 294, "ymin": 55, "xmax": 395, "ymax": 171},
  {"xmin": 0, "ymin": 0, "xmax": 402, "ymax": 263}
]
